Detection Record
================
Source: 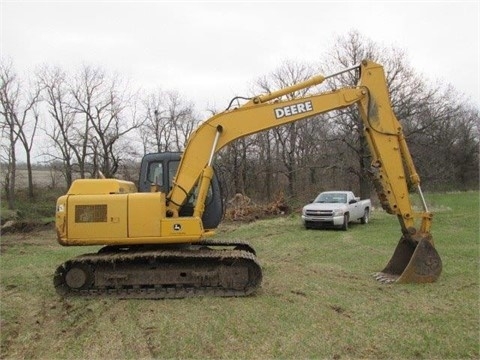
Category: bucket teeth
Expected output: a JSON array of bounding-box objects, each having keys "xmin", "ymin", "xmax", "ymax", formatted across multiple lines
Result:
[{"xmin": 372, "ymin": 272, "xmax": 397, "ymax": 284}]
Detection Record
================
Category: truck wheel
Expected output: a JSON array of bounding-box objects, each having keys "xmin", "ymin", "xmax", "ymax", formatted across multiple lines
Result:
[
  {"xmin": 361, "ymin": 208, "xmax": 369, "ymax": 224},
  {"xmin": 341, "ymin": 214, "xmax": 349, "ymax": 231}
]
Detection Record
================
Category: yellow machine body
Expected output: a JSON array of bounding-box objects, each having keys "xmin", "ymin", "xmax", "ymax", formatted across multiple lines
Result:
[{"xmin": 56, "ymin": 179, "xmax": 208, "ymax": 246}]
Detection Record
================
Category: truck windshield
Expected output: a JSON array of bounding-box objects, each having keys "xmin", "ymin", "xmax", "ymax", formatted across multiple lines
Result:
[{"xmin": 315, "ymin": 193, "xmax": 347, "ymax": 204}]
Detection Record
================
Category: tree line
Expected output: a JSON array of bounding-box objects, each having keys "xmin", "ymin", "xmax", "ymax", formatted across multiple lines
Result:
[{"xmin": 1, "ymin": 31, "xmax": 478, "ymax": 210}]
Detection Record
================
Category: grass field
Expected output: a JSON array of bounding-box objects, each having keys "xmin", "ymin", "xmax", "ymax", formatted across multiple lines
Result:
[{"xmin": 1, "ymin": 191, "xmax": 479, "ymax": 359}]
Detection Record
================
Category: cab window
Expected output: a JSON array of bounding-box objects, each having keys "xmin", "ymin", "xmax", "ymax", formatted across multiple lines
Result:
[{"xmin": 147, "ymin": 162, "xmax": 163, "ymax": 186}]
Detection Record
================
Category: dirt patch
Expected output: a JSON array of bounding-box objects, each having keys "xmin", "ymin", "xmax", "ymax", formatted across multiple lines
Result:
[
  {"xmin": 0, "ymin": 226, "xmax": 56, "ymax": 254},
  {"xmin": 1, "ymin": 220, "xmax": 54, "ymax": 235},
  {"xmin": 225, "ymin": 192, "xmax": 290, "ymax": 222}
]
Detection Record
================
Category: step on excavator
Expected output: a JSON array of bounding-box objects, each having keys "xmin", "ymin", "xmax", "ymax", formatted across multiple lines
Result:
[{"xmin": 54, "ymin": 60, "xmax": 442, "ymax": 299}]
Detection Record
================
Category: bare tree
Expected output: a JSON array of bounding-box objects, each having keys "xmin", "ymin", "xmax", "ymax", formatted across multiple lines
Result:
[
  {"xmin": 37, "ymin": 65, "xmax": 77, "ymax": 188},
  {"xmin": 141, "ymin": 90, "xmax": 172, "ymax": 153},
  {"xmin": 253, "ymin": 130, "xmax": 275, "ymax": 201},
  {"xmin": 453, "ymin": 105, "xmax": 479, "ymax": 190},
  {"xmin": 406, "ymin": 88, "xmax": 479, "ymax": 190},
  {"xmin": 69, "ymin": 65, "xmax": 140, "ymax": 178},
  {"xmin": 0, "ymin": 59, "xmax": 42, "ymax": 202},
  {"xmin": 165, "ymin": 91, "xmax": 198, "ymax": 151},
  {"xmin": 139, "ymin": 89, "xmax": 199, "ymax": 154},
  {"xmin": 15, "ymin": 81, "xmax": 41, "ymax": 199},
  {"xmin": 253, "ymin": 60, "xmax": 318, "ymax": 197},
  {"xmin": 0, "ymin": 59, "xmax": 19, "ymax": 209}
]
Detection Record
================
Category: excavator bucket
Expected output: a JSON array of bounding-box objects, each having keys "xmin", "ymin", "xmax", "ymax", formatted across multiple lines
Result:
[{"xmin": 374, "ymin": 234, "xmax": 442, "ymax": 284}]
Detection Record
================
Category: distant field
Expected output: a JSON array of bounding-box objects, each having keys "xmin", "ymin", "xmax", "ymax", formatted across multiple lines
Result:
[
  {"xmin": 1, "ymin": 191, "xmax": 478, "ymax": 359},
  {"xmin": 12, "ymin": 169, "xmax": 62, "ymax": 188}
]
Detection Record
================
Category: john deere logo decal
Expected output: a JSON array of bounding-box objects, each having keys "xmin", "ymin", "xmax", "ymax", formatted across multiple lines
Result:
[
  {"xmin": 274, "ymin": 100, "xmax": 313, "ymax": 119},
  {"xmin": 173, "ymin": 224, "xmax": 182, "ymax": 231}
]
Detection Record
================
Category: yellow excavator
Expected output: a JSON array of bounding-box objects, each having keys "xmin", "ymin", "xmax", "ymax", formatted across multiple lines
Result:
[{"xmin": 54, "ymin": 60, "xmax": 442, "ymax": 298}]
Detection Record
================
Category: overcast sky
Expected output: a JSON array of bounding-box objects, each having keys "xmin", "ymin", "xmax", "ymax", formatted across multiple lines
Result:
[{"xmin": 1, "ymin": 1, "xmax": 479, "ymax": 115}]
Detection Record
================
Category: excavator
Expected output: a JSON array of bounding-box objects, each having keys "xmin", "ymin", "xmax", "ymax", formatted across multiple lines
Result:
[{"xmin": 54, "ymin": 60, "xmax": 442, "ymax": 299}]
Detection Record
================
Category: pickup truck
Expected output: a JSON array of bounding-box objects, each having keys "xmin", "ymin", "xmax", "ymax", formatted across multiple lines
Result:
[{"xmin": 301, "ymin": 191, "xmax": 371, "ymax": 230}]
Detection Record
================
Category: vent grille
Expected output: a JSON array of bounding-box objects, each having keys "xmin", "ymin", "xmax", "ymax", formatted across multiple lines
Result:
[{"xmin": 75, "ymin": 204, "xmax": 107, "ymax": 223}]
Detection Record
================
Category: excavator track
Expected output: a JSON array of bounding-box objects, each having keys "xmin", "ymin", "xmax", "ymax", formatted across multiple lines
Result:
[{"xmin": 54, "ymin": 240, "xmax": 262, "ymax": 299}]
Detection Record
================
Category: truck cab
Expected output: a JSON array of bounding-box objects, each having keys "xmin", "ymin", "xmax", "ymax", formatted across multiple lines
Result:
[{"xmin": 301, "ymin": 191, "xmax": 371, "ymax": 230}]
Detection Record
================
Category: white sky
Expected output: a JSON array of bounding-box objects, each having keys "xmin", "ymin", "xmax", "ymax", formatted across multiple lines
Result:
[{"xmin": 1, "ymin": 0, "xmax": 479, "ymax": 115}]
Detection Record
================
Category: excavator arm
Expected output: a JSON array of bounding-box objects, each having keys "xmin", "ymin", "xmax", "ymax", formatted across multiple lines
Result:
[
  {"xmin": 167, "ymin": 60, "xmax": 441, "ymax": 283},
  {"xmin": 355, "ymin": 62, "xmax": 441, "ymax": 283}
]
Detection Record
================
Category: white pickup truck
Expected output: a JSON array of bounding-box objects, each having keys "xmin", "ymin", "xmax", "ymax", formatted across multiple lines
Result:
[{"xmin": 301, "ymin": 191, "xmax": 371, "ymax": 230}]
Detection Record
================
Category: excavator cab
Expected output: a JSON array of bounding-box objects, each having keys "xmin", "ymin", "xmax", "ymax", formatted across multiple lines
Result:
[{"xmin": 138, "ymin": 152, "xmax": 224, "ymax": 230}]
